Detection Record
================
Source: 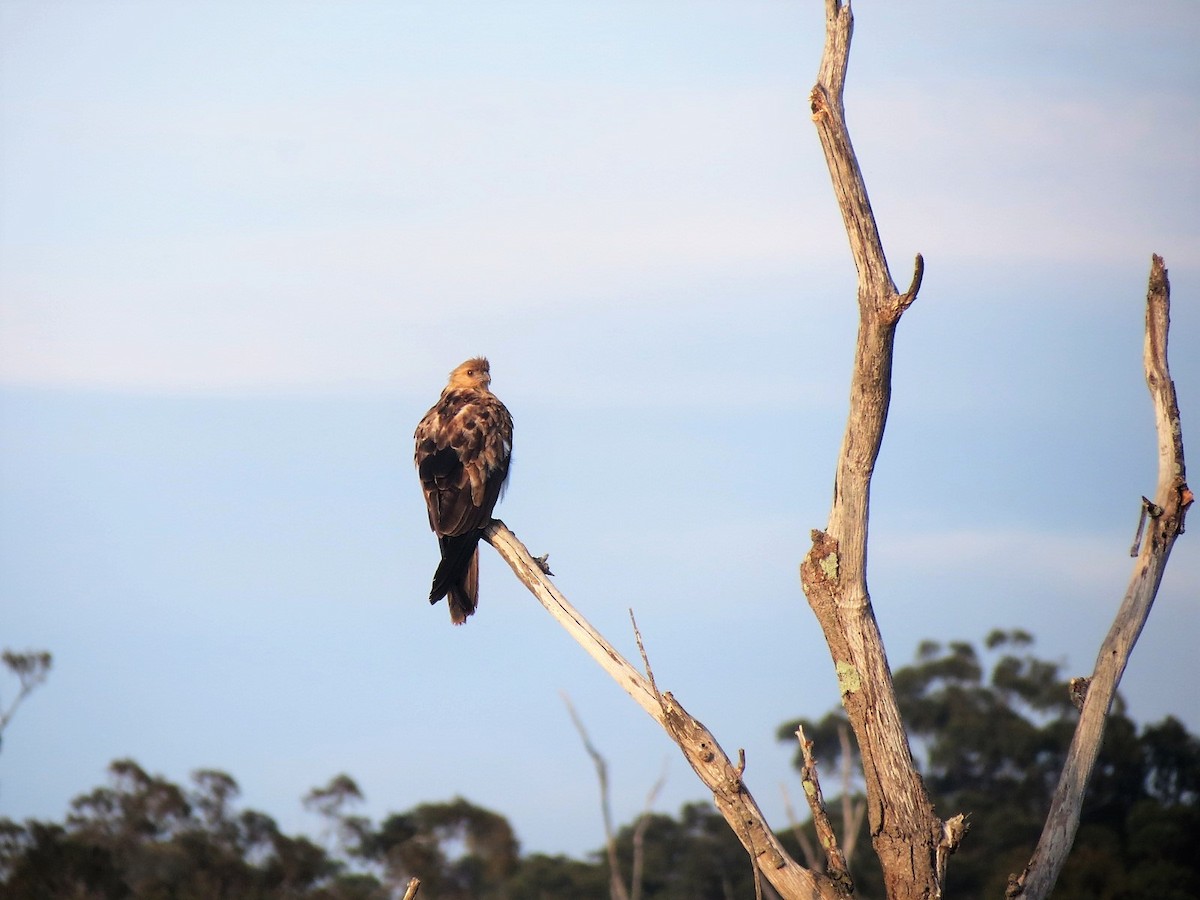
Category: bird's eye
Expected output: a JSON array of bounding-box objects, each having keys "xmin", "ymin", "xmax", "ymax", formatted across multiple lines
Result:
[{"xmin": 466, "ymin": 369, "xmax": 475, "ymax": 376}]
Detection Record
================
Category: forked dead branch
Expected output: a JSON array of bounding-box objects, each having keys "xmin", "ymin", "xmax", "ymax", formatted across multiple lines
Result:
[{"xmin": 481, "ymin": 2, "xmax": 1189, "ymax": 898}]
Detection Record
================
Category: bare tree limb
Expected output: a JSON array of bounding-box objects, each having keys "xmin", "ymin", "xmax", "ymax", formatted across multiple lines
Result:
[
  {"xmin": 483, "ymin": 521, "xmax": 841, "ymax": 899},
  {"xmin": 836, "ymin": 724, "xmax": 865, "ymax": 867},
  {"xmin": 794, "ymin": 726, "xmax": 853, "ymax": 893},
  {"xmin": 563, "ymin": 687, "xmax": 667, "ymax": 900},
  {"xmin": 630, "ymin": 610, "xmax": 660, "ymax": 698},
  {"xmin": 780, "ymin": 783, "xmax": 822, "ymax": 871},
  {"xmin": 802, "ymin": 1, "xmax": 943, "ymax": 895},
  {"xmin": 401, "ymin": 877, "xmax": 421, "ymax": 900},
  {"xmin": 630, "ymin": 758, "xmax": 668, "ymax": 900},
  {"xmin": 1010, "ymin": 254, "xmax": 1191, "ymax": 899},
  {"xmin": 0, "ymin": 649, "xmax": 53, "ymax": 751},
  {"xmin": 562, "ymin": 693, "xmax": 631, "ymax": 900},
  {"xmin": 934, "ymin": 815, "xmax": 968, "ymax": 900}
]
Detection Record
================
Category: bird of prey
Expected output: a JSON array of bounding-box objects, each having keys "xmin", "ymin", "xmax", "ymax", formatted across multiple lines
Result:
[{"xmin": 413, "ymin": 357, "xmax": 513, "ymax": 624}]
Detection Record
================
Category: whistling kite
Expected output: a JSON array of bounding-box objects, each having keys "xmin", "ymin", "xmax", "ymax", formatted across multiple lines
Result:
[{"xmin": 413, "ymin": 357, "xmax": 513, "ymax": 623}]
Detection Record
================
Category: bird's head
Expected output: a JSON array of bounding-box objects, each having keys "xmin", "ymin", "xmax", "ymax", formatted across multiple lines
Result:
[{"xmin": 447, "ymin": 357, "xmax": 492, "ymax": 390}]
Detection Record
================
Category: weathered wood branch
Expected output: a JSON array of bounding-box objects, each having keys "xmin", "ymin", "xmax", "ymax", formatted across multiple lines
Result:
[
  {"xmin": 802, "ymin": 2, "xmax": 943, "ymax": 896},
  {"xmin": 1009, "ymin": 254, "xmax": 1191, "ymax": 899},
  {"xmin": 562, "ymin": 693, "xmax": 631, "ymax": 900},
  {"xmin": 780, "ymin": 782, "xmax": 823, "ymax": 872},
  {"xmin": 836, "ymin": 724, "xmax": 866, "ymax": 866},
  {"xmin": 795, "ymin": 726, "xmax": 853, "ymax": 893},
  {"xmin": 630, "ymin": 758, "xmax": 668, "ymax": 900},
  {"xmin": 483, "ymin": 521, "xmax": 841, "ymax": 900}
]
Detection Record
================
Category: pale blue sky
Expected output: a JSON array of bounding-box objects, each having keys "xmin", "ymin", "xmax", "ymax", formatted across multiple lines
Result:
[{"xmin": 2, "ymin": 0, "xmax": 1198, "ymax": 860}]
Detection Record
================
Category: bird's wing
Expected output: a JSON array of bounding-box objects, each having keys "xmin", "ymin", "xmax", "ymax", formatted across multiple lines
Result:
[{"xmin": 414, "ymin": 391, "xmax": 512, "ymax": 537}]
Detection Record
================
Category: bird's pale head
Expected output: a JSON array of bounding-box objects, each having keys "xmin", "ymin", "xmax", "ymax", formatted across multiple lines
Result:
[{"xmin": 447, "ymin": 357, "xmax": 492, "ymax": 390}]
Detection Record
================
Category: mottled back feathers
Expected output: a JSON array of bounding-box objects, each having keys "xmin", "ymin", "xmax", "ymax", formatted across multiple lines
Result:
[{"xmin": 414, "ymin": 358, "xmax": 513, "ymax": 624}]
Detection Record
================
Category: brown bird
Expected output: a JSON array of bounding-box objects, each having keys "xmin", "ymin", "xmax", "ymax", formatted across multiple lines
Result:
[{"xmin": 413, "ymin": 357, "xmax": 513, "ymax": 624}]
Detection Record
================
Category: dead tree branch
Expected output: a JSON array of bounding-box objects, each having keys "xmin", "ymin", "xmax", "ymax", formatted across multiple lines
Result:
[
  {"xmin": 562, "ymin": 693, "xmax": 631, "ymax": 900},
  {"xmin": 801, "ymin": 1, "xmax": 943, "ymax": 896},
  {"xmin": 0, "ymin": 649, "xmax": 53, "ymax": 751},
  {"xmin": 1009, "ymin": 254, "xmax": 1191, "ymax": 899},
  {"xmin": 780, "ymin": 783, "xmax": 822, "ymax": 871},
  {"xmin": 483, "ymin": 521, "xmax": 841, "ymax": 899},
  {"xmin": 836, "ymin": 724, "xmax": 865, "ymax": 866},
  {"xmin": 795, "ymin": 726, "xmax": 853, "ymax": 893},
  {"xmin": 630, "ymin": 758, "xmax": 668, "ymax": 900}
]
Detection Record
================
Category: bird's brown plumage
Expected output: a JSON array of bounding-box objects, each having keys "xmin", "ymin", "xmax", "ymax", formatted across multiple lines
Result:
[{"xmin": 413, "ymin": 357, "xmax": 513, "ymax": 624}]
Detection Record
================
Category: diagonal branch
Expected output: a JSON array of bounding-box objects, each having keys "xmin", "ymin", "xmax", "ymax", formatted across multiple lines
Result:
[
  {"xmin": 562, "ymin": 693, "xmax": 631, "ymax": 900},
  {"xmin": 483, "ymin": 521, "xmax": 842, "ymax": 900},
  {"xmin": 836, "ymin": 724, "xmax": 865, "ymax": 866},
  {"xmin": 0, "ymin": 650, "xmax": 53, "ymax": 750},
  {"xmin": 630, "ymin": 757, "xmax": 668, "ymax": 900},
  {"xmin": 794, "ymin": 726, "xmax": 853, "ymax": 892},
  {"xmin": 779, "ymin": 782, "xmax": 822, "ymax": 871},
  {"xmin": 1010, "ymin": 254, "xmax": 1192, "ymax": 899}
]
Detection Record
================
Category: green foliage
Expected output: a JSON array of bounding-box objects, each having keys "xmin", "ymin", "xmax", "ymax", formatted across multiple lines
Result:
[
  {"xmin": 0, "ymin": 762, "xmax": 776, "ymax": 900},
  {"xmin": 359, "ymin": 798, "xmax": 520, "ymax": 899},
  {"xmin": 0, "ymin": 759, "xmax": 367, "ymax": 900},
  {"xmin": 503, "ymin": 853, "xmax": 608, "ymax": 899},
  {"xmin": 2, "ymin": 632, "xmax": 1196, "ymax": 898},
  {"xmin": 0, "ymin": 763, "xmax": 575, "ymax": 900},
  {"xmin": 610, "ymin": 802, "xmax": 772, "ymax": 900}
]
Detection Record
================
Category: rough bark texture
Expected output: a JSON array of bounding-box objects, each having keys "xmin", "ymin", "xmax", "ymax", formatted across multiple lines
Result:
[
  {"xmin": 1009, "ymin": 255, "xmax": 1192, "ymax": 899},
  {"xmin": 802, "ymin": 2, "xmax": 942, "ymax": 897}
]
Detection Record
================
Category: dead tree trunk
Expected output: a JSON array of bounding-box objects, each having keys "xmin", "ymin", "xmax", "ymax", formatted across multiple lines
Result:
[{"xmin": 800, "ymin": 2, "xmax": 945, "ymax": 896}]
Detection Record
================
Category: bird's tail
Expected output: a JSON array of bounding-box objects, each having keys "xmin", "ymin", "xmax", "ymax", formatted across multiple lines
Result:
[{"xmin": 430, "ymin": 533, "xmax": 481, "ymax": 625}]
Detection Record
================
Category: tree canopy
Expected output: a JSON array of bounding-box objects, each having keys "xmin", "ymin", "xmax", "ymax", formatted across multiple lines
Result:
[{"xmin": 2, "ymin": 634, "xmax": 1196, "ymax": 899}]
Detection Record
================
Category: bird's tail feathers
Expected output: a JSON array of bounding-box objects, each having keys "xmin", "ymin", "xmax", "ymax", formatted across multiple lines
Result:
[
  {"xmin": 429, "ymin": 533, "xmax": 480, "ymax": 624},
  {"xmin": 446, "ymin": 552, "xmax": 478, "ymax": 625}
]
